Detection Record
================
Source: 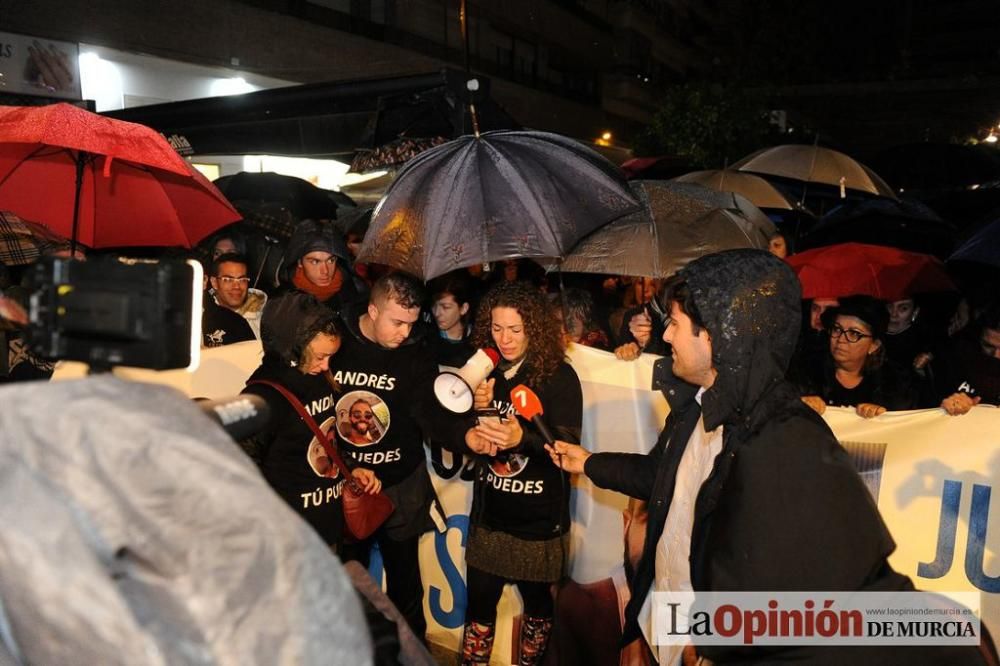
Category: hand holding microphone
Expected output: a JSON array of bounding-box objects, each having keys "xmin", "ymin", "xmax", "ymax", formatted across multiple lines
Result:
[{"xmin": 508, "ymin": 384, "xmax": 592, "ymax": 474}]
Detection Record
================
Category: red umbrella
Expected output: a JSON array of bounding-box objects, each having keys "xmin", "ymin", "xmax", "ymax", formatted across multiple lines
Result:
[
  {"xmin": 786, "ymin": 242, "xmax": 957, "ymax": 301},
  {"xmin": 0, "ymin": 103, "xmax": 240, "ymax": 249}
]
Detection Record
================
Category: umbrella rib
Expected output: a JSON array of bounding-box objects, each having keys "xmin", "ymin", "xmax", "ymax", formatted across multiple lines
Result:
[
  {"xmin": 488, "ymin": 141, "xmax": 562, "ymax": 257},
  {"xmin": 0, "ymin": 145, "xmax": 63, "ymax": 191}
]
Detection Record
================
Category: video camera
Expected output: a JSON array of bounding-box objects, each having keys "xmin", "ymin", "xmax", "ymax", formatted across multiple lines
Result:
[{"xmin": 24, "ymin": 256, "xmax": 203, "ymax": 372}]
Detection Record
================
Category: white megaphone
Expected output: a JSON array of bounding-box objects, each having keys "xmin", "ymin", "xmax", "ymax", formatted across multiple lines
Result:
[{"xmin": 434, "ymin": 348, "xmax": 501, "ymax": 413}]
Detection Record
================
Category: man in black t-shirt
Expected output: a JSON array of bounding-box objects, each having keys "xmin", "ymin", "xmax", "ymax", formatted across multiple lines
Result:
[{"xmin": 331, "ymin": 273, "xmax": 466, "ymax": 641}]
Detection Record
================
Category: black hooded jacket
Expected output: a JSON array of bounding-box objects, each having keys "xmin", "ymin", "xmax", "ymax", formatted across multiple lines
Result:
[
  {"xmin": 275, "ymin": 219, "xmax": 367, "ymax": 313},
  {"xmin": 584, "ymin": 250, "xmax": 987, "ymax": 665},
  {"xmin": 241, "ymin": 293, "xmax": 346, "ymax": 546}
]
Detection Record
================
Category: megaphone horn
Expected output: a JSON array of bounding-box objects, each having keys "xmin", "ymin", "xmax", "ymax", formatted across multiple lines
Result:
[{"xmin": 434, "ymin": 348, "xmax": 501, "ymax": 413}]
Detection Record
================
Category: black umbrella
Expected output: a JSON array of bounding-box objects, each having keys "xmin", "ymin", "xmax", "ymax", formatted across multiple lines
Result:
[
  {"xmin": 357, "ymin": 130, "xmax": 640, "ymax": 280},
  {"xmin": 799, "ymin": 198, "xmax": 957, "ymax": 259},
  {"xmin": 557, "ymin": 181, "xmax": 776, "ymax": 277},
  {"xmin": 870, "ymin": 143, "xmax": 1000, "ymax": 192},
  {"xmin": 213, "ymin": 172, "xmax": 340, "ymax": 221}
]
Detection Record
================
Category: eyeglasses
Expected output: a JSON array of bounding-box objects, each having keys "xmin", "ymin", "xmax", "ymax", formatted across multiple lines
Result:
[
  {"xmin": 217, "ymin": 276, "xmax": 250, "ymax": 285},
  {"xmin": 828, "ymin": 323, "xmax": 872, "ymax": 343}
]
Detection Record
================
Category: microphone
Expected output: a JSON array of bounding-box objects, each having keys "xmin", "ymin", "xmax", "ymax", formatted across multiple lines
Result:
[
  {"xmin": 197, "ymin": 394, "xmax": 271, "ymax": 441},
  {"xmin": 434, "ymin": 348, "xmax": 501, "ymax": 413},
  {"xmin": 509, "ymin": 384, "xmax": 555, "ymax": 444}
]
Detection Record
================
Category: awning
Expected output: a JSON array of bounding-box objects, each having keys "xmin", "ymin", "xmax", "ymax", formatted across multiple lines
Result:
[{"xmin": 104, "ymin": 68, "xmax": 519, "ymax": 159}]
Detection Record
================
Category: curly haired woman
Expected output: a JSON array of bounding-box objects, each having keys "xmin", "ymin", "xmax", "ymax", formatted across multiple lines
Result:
[{"xmin": 459, "ymin": 281, "xmax": 583, "ymax": 665}]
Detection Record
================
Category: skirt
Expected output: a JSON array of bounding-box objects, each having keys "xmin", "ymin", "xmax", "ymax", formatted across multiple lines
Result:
[{"xmin": 465, "ymin": 525, "xmax": 567, "ymax": 583}]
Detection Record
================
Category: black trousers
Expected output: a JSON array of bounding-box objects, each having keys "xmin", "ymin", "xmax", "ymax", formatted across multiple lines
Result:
[
  {"xmin": 465, "ymin": 565, "xmax": 553, "ymax": 624},
  {"xmin": 341, "ymin": 530, "xmax": 426, "ymax": 639}
]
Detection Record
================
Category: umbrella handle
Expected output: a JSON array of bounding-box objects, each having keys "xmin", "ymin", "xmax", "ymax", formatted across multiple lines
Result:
[{"xmin": 253, "ymin": 245, "xmax": 272, "ymax": 290}]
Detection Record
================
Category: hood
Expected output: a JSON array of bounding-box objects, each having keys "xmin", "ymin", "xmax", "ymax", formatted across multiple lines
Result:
[
  {"xmin": 282, "ymin": 219, "xmax": 351, "ymax": 266},
  {"xmin": 260, "ymin": 291, "xmax": 337, "ymax": 367},
  {"xmin": 679, "ymin": 249, "xmax": 801, "ymax": 430}
]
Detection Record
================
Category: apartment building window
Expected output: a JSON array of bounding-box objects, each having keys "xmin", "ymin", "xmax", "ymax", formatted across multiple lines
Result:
[{"xmin": 513, "ymin": 38, "xmax": 537, "ymax": 84}]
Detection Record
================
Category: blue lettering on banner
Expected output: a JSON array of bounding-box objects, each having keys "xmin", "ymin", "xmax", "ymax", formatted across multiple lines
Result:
[
  {"xmin": 429, "ymin": 514, "xmax": 469, "ymax": 628},
  {"xmin": 367, "ymin": 541, "xmax": 385, "ymax": 587},
  {"xmin": 917, "ymin": 479, "xmax": 961, "ymax": 579},
  {"xmin": 967, "ymin": 484, "xmax": 1000, "ymax": 592},
  {"xmin": 917, "ymin": 480, "xmax": 1000, "ymax": 592}
]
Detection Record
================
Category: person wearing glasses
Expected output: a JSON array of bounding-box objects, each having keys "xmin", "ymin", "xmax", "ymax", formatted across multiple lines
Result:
[
  {"xmin": 796, "ymin": 295, "xmax": 920, "ymax": 418},
  {"xmin": 202, "ymin": 252, "xmax": 266, "ymax": 347}
]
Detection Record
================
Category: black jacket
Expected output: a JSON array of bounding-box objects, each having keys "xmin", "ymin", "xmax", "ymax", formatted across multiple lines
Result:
[
  {"xmin": 202, "ymin": 296, "xmax": 255, "ymax": 347},
  {"xmin": 584, "ymin": 250, "xmax": 987, "ymax": 665},
  {"xmin": 471, "ymin": 361, "xmax": 582, "ymax": 540},
  {"xmin": 242, "ymin": 357, "xmax": 346, "ymax": 546}
]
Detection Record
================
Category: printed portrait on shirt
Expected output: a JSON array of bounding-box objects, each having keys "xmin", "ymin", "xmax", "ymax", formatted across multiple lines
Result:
[
  {"xmin": 335, "ymin": 391, "xmax": 390, "ymax": 446},
  {"xmin": 306, "ymin": 416, "xmax": 341, "ymax": 478},
  {"xmin": 489, "ymin": 452, "xmax": 528, "ymax": 478}
]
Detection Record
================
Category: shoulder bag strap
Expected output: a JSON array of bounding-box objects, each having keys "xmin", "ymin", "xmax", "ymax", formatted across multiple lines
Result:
[{"xmin": 247, "ymin": 379, "xmax": 360, "ymax": 492}]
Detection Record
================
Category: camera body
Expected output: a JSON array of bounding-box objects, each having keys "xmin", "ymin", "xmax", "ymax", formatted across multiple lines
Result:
[{"xmin": 25, "ymin": 256, "xmax": 202, "ymax": 371}]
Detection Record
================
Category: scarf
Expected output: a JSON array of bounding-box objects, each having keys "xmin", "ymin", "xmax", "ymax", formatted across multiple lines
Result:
[{"xmin": 292, "ymin": 264, "xmax": 344, "ymax": 302}]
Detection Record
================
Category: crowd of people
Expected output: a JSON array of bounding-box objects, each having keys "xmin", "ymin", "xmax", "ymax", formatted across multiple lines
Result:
[
  {"xmin": 1, "ymin": 211, "xmax": 998, "ymax": 665},
  {"xmin": 189, "ymin": 217, "xmax": 998, "ymax": 663}
]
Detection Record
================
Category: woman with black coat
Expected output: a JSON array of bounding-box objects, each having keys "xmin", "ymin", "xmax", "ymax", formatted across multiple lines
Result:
[
  {"xmin": 796, "ymin": 295, "xmax": 923, "ymax": 418},
  {"xmin": 459, "ymin": 281, "xmax": 582, "ymax": 666},
  {"xmin": 241, "ymin": 292, "xmax": 380, "ymax": 551}
]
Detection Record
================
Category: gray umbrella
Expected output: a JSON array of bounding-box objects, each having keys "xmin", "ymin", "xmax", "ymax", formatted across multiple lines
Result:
[
  {"xmin": 732, "ymin": 145, "xmax": 897, "ymax": 199},
  {"xmin": 557, "ymin": 181, "xmax": 776, "ymax": 277},
  {"xmin": 357, "ymin": 130, "xmax": 640, "ymax": 280},
  {"xmin": 672, "ymin": 169, "xmax": 798, "ymax": 210}
]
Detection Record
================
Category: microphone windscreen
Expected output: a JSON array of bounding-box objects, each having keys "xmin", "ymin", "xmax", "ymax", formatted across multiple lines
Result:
[
  {"xmin": 197, "ymin": 394, "xmax": 271, "ymax": 441},
  {"xmin": 509, "ymin": 384, "xmax": 543, "ymax": 420}
]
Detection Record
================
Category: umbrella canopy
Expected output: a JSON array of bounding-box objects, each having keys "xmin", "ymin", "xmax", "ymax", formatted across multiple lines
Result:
[
  {"xmin": 0, "ymin": 210, "xmax": 70, "ymax": 266},
  {"xmin": 620, "ymin": 155, "xmax": 692, "ymax": 180},
  {"xmin": 732, "ymin": 144, "xmax": 896, "ymax": 199},
  {"xmin": 358, "ymin": 130, "xmax": 641, "ymax": 280},
  {"xmin": 870, "ymin": 143, "xmax": 1000, "ymax": 192},
  {"xmin": 557, "ymin": 181, "xmax": 775, "ymax": 278},
  {"xmin": 950, "ymin": 214, "xmax": 1000, "ymax": 268},
  {"xmin": 672, "ymin": 169, "xmax": 798, "ymax": 210},
  {"xmin": 786, "ymin": 242, "xmax": 956, "ymax": 301},
  {"xmin": 349, "ymin": 136, "xmax": 448, "ymax": 174},
  {"xmin": 213, "ymin": 172, "xmax": 342, "ymax": 221},
  {"xmin": 799, "ymin": 198, "xmax": 956, "ymax": 259},
  {"xmin": 0, "ymin": 103, "xmax": 240, "ymax": 248}
]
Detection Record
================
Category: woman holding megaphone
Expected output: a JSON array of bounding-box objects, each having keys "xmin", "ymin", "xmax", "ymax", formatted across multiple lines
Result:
[{"xmin": 460, "ymin": 281, "xmax": 583, "ymax": 665}]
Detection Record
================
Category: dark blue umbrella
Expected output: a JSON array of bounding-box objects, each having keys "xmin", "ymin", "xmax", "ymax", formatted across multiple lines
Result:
[
  {"xmin": 357, "ymin": 130, "xmax": 640, "ymax": 280},
  {"xmin": 798, "ymin": 198, "xmax": 956, "ymax": 259},
  {"xmin": 950, "ymin": 214, "xmax": 1000, "ymax": 267}
]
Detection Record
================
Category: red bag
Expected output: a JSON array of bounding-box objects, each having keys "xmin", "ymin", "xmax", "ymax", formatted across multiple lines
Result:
[{"xmin": 248, "ymin": 380, "xmax": 394, "ymax": 540}]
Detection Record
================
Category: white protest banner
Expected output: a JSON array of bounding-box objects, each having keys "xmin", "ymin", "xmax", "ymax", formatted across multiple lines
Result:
[{"xmin": 55, "ymin": 341, "xmax": 1000, "ymax": 662}]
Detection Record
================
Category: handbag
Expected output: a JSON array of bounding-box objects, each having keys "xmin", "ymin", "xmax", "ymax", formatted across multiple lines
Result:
[{"xmin": 248, "ymin": 379, "xmax": 394, "ymax": 540}]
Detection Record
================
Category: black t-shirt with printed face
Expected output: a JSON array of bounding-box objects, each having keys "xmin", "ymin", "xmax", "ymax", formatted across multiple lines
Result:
[
  {"xmin": 243, "ymin": 360, "xmax": 345, "ymax": 546},
  {"xmin": 329, "ymin": 313, "xmax": 462, "ymax": 487},
  {"xmin": 475, "ymin": 361, "xmax": 582, "ymax": 540}
]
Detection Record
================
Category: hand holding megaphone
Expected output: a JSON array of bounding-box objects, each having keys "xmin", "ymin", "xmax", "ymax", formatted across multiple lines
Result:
[{"xmin": 434, "ymin": 348, "xmax": 500, "ymax": 413}]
